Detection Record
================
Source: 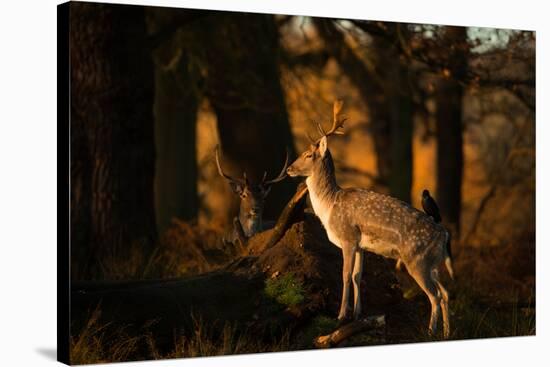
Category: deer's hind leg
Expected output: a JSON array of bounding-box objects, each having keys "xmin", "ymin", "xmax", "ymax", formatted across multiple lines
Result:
[
  {"xmin": 408, "ymin": 264, "xmax": 442, "ymax": 336},
  {"xmin": 433, "ymin": 270, "xmax": 451, "ymax": 338}
]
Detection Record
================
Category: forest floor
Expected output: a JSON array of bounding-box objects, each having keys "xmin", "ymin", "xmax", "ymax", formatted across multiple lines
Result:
[{"xmin": 69, "ymin": 214, "xmax": 535, "ymax": 364}]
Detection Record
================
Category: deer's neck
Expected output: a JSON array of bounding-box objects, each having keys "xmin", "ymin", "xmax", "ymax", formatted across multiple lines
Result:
[
  {"xmin": 306, "ymin": 151, "xmax": 340, "ymax": 227},
  {"xmin": 238, "ymin": 208, "xmax": 262, "ymax": 237}
]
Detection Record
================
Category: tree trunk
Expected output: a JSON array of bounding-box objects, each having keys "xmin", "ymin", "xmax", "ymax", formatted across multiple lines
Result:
[
  {"xmin": 198, "ymin": 13, "xmax": 297, "ymax": 224},
  {"xmin": 148, "ymin": 8, "xmax": 200, "ymax": 233},
  {"xmin": 381, "ymin": 30, "xmax": 414, "ymax": 203},
  {"xmin": 70, "ymin": 2, "xmax": 157, "ymax": 276},
  {"xmin": 314, "ymin": 19, "xmax": 413, "ymax": 202},
  {"xmin": 388, "ymin": 78, "xmax": 413, "ymax": 203},
  {"xmin": 435, "ymin": 26, "xmax": 467, "ymax": 235},
  {"xmin": 153, "ymin": 64, "xmax": 199, "ymax": 232}
]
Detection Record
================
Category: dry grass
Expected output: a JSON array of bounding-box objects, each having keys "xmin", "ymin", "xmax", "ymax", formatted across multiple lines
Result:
[
  {"xmin": 70, "ymin": 310, "xmax": 291, "ymax": 364},
  {"xmin": 70, "ymin": 271, "xmax": 535, "ymax": 364},
  {"xmin": 395, "ymin": 285, "xmax": 535, "ymax": 345},
  {"xmin": 391, "ymin": 235, "xmax": 536, "ymax": 344},
  {"xmin": 147, "ymin": 319, "xmax": 291, "ymax": 360},
  {"xmin": 72, "ymin": 219, "xmax": 240, "ymax": 281},
  {"xmin": 70, "ymin": 307, "xmax": 143, "ymax": 364},
  {"xmin": 70, "ymin": 220, "xmax": 535, "ymax": 362},
  {"xmin": 450, "ymin": 287, "xmax": 535, "ymax": 340},
  {"xmin": 151, "ymin": 218, "xmax": 238, "ymax": 278},
  {"xmin": 454, "ymin": 234, "xmax": 535, "ymax": 301}
]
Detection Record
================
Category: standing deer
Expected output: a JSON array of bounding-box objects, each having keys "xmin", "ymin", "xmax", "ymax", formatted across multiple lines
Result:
[
  {"xmin": 215, "ymin": 146, "xmax": 289, "ymax": 247},
  {"xmin": 286, "ymin": 101, "xmax": 454, "ymax": 338}
]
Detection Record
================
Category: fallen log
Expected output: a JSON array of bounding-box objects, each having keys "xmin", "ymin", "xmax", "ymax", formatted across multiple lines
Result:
[
  {"xmin": 314, "ymin": 315, "xmax": 386, "ymax": 348},
  {"xmin": 260, "ymin": 182, "xmax": 308, "ymax": 251}
]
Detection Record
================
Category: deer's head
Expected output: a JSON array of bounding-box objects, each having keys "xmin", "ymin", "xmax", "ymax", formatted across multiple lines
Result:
[
  {"xmin": 215, "ymin": 147, "xmax": 289, "ymax": 235},
  {"xmin": 286, "ymin": 136, "xmax": 329, "ymax": 178},
  {"xmin": 287, "ymin": 100, "xmax": 345, "ymax": 179}
]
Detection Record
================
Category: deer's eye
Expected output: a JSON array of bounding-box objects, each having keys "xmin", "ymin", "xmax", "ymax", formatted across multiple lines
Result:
[{"xmin": 305, "ymin": 152, "xmax": 313, "ymax": 159}]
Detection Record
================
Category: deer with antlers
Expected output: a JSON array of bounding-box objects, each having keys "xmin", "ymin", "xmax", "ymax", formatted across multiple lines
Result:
[
  {"xmin": 286, "ymin": 101, "xmax": 454, "ymax": 338},
  {"xmin": 215, "ymin": 146, "xmax": 289, "ymax": 248}
]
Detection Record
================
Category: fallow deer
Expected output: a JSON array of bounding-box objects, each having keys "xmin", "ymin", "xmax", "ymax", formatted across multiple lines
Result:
[
  {"xmin": 215, "ymin": 146, "xmax": 289, "ymax": 247},
  {"xmin": 286, "ymin": 101, "xmax": 454, "ymax": 338}
]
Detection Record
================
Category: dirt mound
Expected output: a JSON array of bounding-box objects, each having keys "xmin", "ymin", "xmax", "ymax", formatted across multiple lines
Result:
[
  {"xmin": 248, "ymin": 213, "xmax": 403, "ymax": 316},
  {"xmin": 71, "ymin": 213, "xmax": 404, "ymax": 353}
]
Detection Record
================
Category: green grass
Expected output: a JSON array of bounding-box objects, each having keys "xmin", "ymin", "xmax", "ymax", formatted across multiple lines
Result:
[
  {"xmin": 295, "ymin": 315, "xmax": 338, "ymax": 348},
  {"xmin": 264, "ymin": 272, "xmax": 305, "ymax": 307}
]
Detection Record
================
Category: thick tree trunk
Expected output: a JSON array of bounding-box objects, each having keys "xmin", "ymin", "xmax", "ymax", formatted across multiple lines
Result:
[
  {"xmin": 153, "ymin": 65, "xmax": 198, "ymax": 232},
  {"xmin": 198, "ymin": 13, "xmax": 297, "ymax": 224},
  {"xmin": 314, "ymin": 19, "xmax": 413, "ymax": 202},
  {"xmin": 70, "ymin": 2, "xmax": 157, "ymax": 275},
  {"xmin": 148, "ymin": 8, "xmax": 200, "ymax": 233},
  {"xmin": 388, "ymin": 82, "xmax": 413, "ymax": 203},
  {"xmin": 435, "ymin": 26, "xmax": 467, "ymax": 234},
  {"xmin": 383, "ymin": 31, "xmax": 413, "ymax": 203},
  {"xmin": 314, "ymin": 19, "xmax": 390, "ymax": 185}
]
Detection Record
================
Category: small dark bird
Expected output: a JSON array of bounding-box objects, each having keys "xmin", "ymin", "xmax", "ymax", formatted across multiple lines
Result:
[{"xmin": 422, "ymin": 189, "xmax": 441, "ymax": 223}]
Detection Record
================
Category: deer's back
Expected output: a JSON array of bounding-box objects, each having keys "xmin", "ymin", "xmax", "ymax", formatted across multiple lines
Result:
[{"xmin": 328, "ymin": 188, "xmax": 446, "ymax": 260}]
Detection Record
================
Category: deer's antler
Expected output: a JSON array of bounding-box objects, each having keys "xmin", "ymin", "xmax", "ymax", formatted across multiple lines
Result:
[
  {"xmin": 262, "ymin": 148, "xmax": 290, "ymax": 186},
  {"xmin": 312, "ymin": 100, "xmax": 347, "ymax": 141},
  {"xmin": 215, "ymin": 146, "xmax": 245, "ymax": 185},
  {"xmin": 306, "ymin": 128, "xmax": 318, "ymax": 144}
]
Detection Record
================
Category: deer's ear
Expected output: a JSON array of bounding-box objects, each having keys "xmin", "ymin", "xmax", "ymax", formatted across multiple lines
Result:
[
  {"xmin": 318, "ymin": 136, "xmax": 328, "ymax": 157},
  {"xmin": 230, "ymin": 182, "xmax": 244, "ymax": 195}
]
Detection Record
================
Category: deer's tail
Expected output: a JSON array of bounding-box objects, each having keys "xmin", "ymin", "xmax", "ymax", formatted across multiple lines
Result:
[{"xmin": 444, "ymin": 230, "xmax": 454, "ymax": 280}]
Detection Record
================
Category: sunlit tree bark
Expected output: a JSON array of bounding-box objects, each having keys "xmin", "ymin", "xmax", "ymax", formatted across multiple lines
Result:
[
  {"xmin": 198, "ymin": 13, "xmax": 297, "ymax": 224},
  {"xmin": 314, "ymin": 19, "xmax": 413, "ymax": 202}
]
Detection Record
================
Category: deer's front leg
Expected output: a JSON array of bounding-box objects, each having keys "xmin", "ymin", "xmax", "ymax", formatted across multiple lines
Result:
[
  {"xmin": 338, "ymin": 243, "xmax": 356, "ymax": 322},
  {"xmin": 352, "ymin": 250, "xmax": 364, "ymax": 320}
]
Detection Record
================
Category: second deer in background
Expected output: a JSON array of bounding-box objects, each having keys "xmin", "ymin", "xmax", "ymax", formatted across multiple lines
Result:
[{"xmin": 215, "ymin": 147, "xmax": 289, "ymax": 249}]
